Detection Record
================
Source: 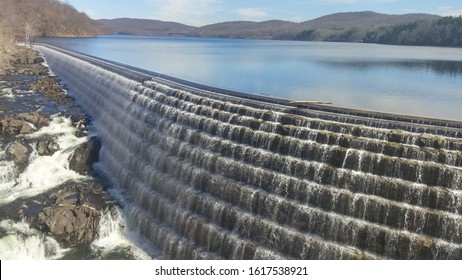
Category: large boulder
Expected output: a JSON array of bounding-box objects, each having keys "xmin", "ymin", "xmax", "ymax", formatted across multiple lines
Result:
[
  {"xmin": 70, "ymin": 115, "xmax": 90, "ymax": 138},
  {"xmin": 38, "ymin": 204, "xmax": 100, "ymax": 247},
  {"xmin": 1, "ymin": 118, "xmax": 35, "ymax": 135},
  {"xmin": 36, "ymin": 183, "xmax": 113, "ymax": 247},
  {"xmin": 17, "ymin": 112, "xmax": 50, "ymax": 129},
  {"xmin": 0, "ymin": 112, "xmax": 49, "ymax": 137},
  {"xmin": 6, "ymin": 139, "xmax": 32, "ymax": 172},
  {"xmin": 0, "ymin": 182, "xmax": 114, "ymax": 247},
  {"xmin": 68, "ymin": 137, "xmax": 101, "ymax": 175},
  {"xmin": 37, "ymin": 138, "xmax": 60, "ymax": 156}
]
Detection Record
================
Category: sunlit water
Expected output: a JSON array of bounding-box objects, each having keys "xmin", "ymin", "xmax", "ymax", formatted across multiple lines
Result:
[
  {"xmin": 40, "ymin": 35, "xmax": 462, "ymax": 121},
  {"xmin": 0, "ymin": 114, "xmax": 151, "ymax": 260}
]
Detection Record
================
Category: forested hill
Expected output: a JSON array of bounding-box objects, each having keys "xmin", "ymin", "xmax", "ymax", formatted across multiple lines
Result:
[
  {"xmin": 364, "ymin": 16, "xmax": 462, "ymax": 47},
  {"xmin": 193, "ymin": 12, "xmax": 441, "ymax": 41},
  {"xmin": 99, "ymin": 12, "xmax": 442, "ymax": 43},
  {"xmin": 0, "ymin": 0, "xmax": 104, "ymax": 38},
  {"xmin": 98, "ymin": 18, "xmax": 195, "ymax": 36}
]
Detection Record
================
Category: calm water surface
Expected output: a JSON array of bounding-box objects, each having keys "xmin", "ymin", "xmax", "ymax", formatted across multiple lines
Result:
[{"xmin": 41, "ymin": 36, "xmax": 462, "ymax": 121}]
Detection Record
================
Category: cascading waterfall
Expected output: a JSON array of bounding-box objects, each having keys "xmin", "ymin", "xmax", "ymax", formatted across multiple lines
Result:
[
  {"xmin": 36, "ymin": 45, "xmax": 462, "ymax": 260},
  {"xmin": 0, "ymin": 151, "xmax": 17, "ymax": 196},
  {"xmin": 0, "ymin": 220, "xmax": 67, "ymax": 260}
]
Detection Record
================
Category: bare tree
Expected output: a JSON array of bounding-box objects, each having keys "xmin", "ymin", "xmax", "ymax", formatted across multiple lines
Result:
[{"xmin": 24, "ymin": 18, "xmax": 36, "ymax": 48}]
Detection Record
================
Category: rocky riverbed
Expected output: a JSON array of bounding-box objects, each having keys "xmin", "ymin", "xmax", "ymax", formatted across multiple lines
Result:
[{"xmin": 0, "ymin": 45, "xmax": 149, "ymax": 259}]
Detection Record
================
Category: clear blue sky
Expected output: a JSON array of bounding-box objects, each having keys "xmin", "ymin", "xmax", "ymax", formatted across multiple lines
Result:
[{"xmin": 66, "ymin": 0, "xmax": 462, "ymax": 26}]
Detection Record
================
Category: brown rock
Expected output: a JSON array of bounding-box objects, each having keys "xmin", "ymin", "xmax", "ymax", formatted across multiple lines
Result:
[
  {"xmin": 38, "ymin": 205, "xmax": 100, "ymax": 247},
  {"xmin": 0, "ymin": 182, "xmax": 114, "ymax": 248},
  {"xmin": 29, "ymin": 77, "xmax": 72, "ymax": 105},
  {"xmin": 37, "ymin": 138, "xmax": 60, "ymax": 156},
  {"xmin": 33, "ymin": 57, "xmax": 45, "ymax": 64},
  {"xmin": 36, "ymin": 183, "xmax": 111, "ymax": 247},
  {"xmin": 18, "ymin": 112, "xmax": 50, "ymax": 129},
  {"xmin": 1, "ymin": 119, "xmax": 22, "ymax": 135},
  {"xmin": 19, "ymin": 122, "xmax": 35, "ymax": 134},
  {"xmin": 0, "ymin": 113, "xmax": 50, "ymax": 137},
  {"xmin": 6, "ymin": 139, "xmax": 32, "ymax": 172},
  {"xmin": 68, "ymin": 137, "xmax": 101, "ymax": 175}
]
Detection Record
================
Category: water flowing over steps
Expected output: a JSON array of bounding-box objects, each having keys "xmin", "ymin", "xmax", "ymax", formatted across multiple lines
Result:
[{"xmin": 36, "ymin": 45, "xmax": 462, "ymax": 259}]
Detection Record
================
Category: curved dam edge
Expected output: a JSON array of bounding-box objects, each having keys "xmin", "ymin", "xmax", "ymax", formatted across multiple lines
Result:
[
  {"xmin": 34, "ymin": 44, "xmax": 462, "ymax": 260},
  {"xmin": 36, "ymin": 44, "xmax": 462, "ymax": 132}
]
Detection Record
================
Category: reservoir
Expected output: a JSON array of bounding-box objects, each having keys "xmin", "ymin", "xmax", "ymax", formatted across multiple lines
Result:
[{"xmin": 41, "ymin": 35, "xmax": 462, "ymax": 121}]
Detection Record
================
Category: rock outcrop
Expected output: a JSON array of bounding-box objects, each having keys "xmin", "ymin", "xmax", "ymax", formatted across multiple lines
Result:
[
  {"xmin": 68, "ymin": 137, "xmax": 102, "ymax": 175},
  {"xmin": 1, "ymin": 182, "xmax": 114, "ymax": 247},
  {"xmin": 35, "ymin": 183, "xmax": 113, "ymax": 247},
  {"xmin": 0, "ymin": 118, "xmax": 34, "ymax": 136},
  {"xmin": 71, "ymin": 115, "xmax": 91, "ymax": 138},
  {"xmin": 6, "ymin": 139, "xmax": 32, "ymax": 172},
  {"xmin": 1, "ymin": 112, "xmax": 52, "ymax": 171},
  {"xmin": 30, "ymin": 77, "xmax": 73, "ymax": 105},
  {"xmin": 37, "ymin": 138, "xmax": 60, "ymax": 156},
  {"xmin": 17, "ymin": 112, "xmax": 50, "ymax": 129},
  {"xmin": 0, "ymin": 112, "xmax": 50, "ymax": 138},
  {"xmin": 0, "ymin": 47, "xmax": 49, "ymax": 76}
]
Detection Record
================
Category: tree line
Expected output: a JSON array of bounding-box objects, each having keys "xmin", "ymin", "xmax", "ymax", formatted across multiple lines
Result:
[
  {"xmin": 292, "ymin": 16, "xmax": 462, "ymax": 48},
  {"xmin": 362, "ymin": 16, "xmax": 462, "ymax": 47}
]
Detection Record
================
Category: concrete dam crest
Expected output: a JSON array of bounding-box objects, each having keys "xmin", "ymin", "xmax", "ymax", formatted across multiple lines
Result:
[{"xmin": 36, "ymin": 45, "xmax": 462, "ymax": 260}]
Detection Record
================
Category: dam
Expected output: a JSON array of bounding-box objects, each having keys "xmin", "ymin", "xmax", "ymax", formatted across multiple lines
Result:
[{"xmin": 36, "ymin": 44, "xmax": 462, "ymax": 260}]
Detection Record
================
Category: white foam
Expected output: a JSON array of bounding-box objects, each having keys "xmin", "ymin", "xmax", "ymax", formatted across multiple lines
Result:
[
  {"xmin": 91, "ymin": 208, "xmax": 151, "ymax": 260},
  {"xmin": 0, "ymin": 150, "xmax": 18, "ymax": 201},
  {"xmin": 0, "ymin": 220, "xmax": 68, "ymax": 260},
  {"xmin": 0, "ymin": 88, "xmax": 14, "ymax": 99},
  {"xmin": 34, "ymin": 49, "xmax": 54, "ymax": 76},
  {"xmin": 0, "ymin": 114, "xmax": 88, "ymax": 204}
]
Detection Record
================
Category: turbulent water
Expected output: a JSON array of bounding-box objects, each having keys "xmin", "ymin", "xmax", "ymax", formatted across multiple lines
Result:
[
  {"xmin": 28, "ymin": 45, "xmax": 462, "ymax": 259},
  {"xmin": 0, "ymin": 83, "xmax": 150, "ymax": 260}
]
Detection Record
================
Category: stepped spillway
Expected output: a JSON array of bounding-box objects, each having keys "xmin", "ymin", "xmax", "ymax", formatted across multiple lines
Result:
[{"xmin": 36, "ymin": 45, "xmax": 462, "ymax": 260}]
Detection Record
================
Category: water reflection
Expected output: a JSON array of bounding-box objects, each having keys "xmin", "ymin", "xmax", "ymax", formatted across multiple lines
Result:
[
  {"xmin": 316, "ymin": 59, "xmax": 462, "ymax": 77},
  {"xmin": 39, "ymin": 36, "xmax": 462, "ymax": 121}
]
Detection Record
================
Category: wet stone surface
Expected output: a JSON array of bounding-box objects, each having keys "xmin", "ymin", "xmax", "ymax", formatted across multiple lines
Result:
[
  {"xmin": 0, "ymin": 182, "xmax": 115, "ymax": 247},
  {"xmin": 0, "ymin": 46, "xmax": 111, "ymax": 251}
]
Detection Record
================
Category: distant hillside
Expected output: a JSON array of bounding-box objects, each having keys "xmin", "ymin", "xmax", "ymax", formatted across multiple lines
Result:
[
  {"xmin": 192, "ymin": 20, "xmax": 296, "ymax": 39},
  {"xmin": 0, "ymin": 0, "xmax": 103, "ymax": 39},
  {"xmin": 194, "ymin": 12, "xmax": 440, "ymax": 41},
  {"xmin": 299, "ymin": 11, "xmax": 440, "ymax": 28},
  {"xmin": 294, "ymin": 11, "xmax": 441, "ymax": 42},
  {"xmin": 364, "ymin": 16, "xmax": 462, "ymax": 47},
  {"xmin": 99, "ymin": 18, "xmax": 196, "ymax": 36},
  {"xmin": 99, "ymin": 11, "xmax": 441, "ymax": 43}
]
